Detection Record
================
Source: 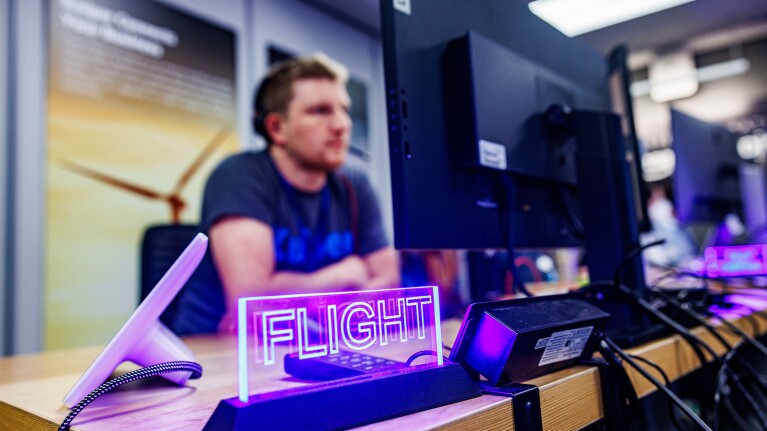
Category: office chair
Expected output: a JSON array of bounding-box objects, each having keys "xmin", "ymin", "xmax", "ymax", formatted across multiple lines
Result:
[{"xmin": 140, "ymin": 223, "xmax": 202, "ymax": 326}]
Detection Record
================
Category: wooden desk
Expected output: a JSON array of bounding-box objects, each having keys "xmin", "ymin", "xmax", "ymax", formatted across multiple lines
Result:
[{"xmin": 2, "ymin": 295, "xmax": 766, "ymax": 431}]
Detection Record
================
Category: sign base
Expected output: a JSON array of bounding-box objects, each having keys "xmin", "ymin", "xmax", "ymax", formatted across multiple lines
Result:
[{"xmin": 204, "ymin": 362, "xmax": 481, "ymax": 431}]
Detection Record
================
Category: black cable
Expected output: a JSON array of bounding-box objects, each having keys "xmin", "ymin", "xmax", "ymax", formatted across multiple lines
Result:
[
  {"xmin": 591, "ymin": 342, "xmax": 640, "ymax": 426},
  {"xmin": 628, "ymin": 354, "xmax": 684, "ymax": 431},
  {"xmin": 708, "ymin": 299, "xmax": 767, "ymax": 340},
  {"xmin": 651, "ymin": 289, "xmax": 734, "ymax": 352},
  {"xmin": 649, "ymin": 267, "xmax": 767, "ymax": 361},
  {"xmin": 654, "ymin": 288, "xmax": 767, "ymax": 391},
  {"xmin": 405, "ymin": 350, "xmax": 440, "ymax": 366},
  {"xmin": 59, "ymin": 361, "xmax": 203, "ymax": 431},
  {"xmin": 730, "ymin": 372, "xmax": 767, "ymax": 431},
  {"xmin": 557, "ymin": 186, "xmax": 585, "ymax": 241},
  {"xmin": 723, "ymin": 396, "xmax": 763, "ymax": 431},
  {"xmin": 582, "ymin": 280, "xmax": 711, "ymax": 371},
  {"xmin": 613, "ymin": 239, "xmax": 767, "ymax": 428},
  {"xmin": 649, "ymin": 268, "xmax": 709, "ymax": 292},
  {"xmin": 702, "ymin": 309, "xmax": 767, "ymax": 359},
  {"xmin": 601, "ymin": 335, "xmax": 712, "ymax": 431},
  {"xmin": 648, "ymin": 263, "xmax": 718, "ymax": 286},
  {"xmin": 655, "ymin": 290, "xmax": 767, "ymax": 376},
  {"xmin": 713, "ymin": 342, "xmax": 767, "ymax": 431},
  {"xmin": 611, "ymin": 283, "xmax": 766, "ymax": 429},
  {"xmin": 744, "ymin": 312, "xmax": 762, "ymax": 338},
  {"xmin": 606, "ymin": 281, "xmax": 723, "ymax": 422},
  {"xmin": 652, "ymin": 288, "xmax": 767, "ymax": 420},
  {"xmin": 499, "ymin": 175, "xmax": 532, "ymax": 297},
  {"xmin": 616, "ymin": 283, "xmax": 717, "ymax": 367},
  {"xmin": 746, "ymin": 306, "xmax": 767, "ymax": 323},
  {"xmin": 612, "ymin": 238, "xmax": 665, "ymax": 288}
]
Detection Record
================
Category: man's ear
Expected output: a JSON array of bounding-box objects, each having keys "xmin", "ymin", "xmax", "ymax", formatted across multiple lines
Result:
[{"xmin": 264, "ymin": 112, "xmax": 285, "ymax": 145}]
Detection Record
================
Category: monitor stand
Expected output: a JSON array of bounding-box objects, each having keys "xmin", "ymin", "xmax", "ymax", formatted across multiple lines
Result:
[{"xmin": 552, "ymin": 107, "xmax": 666, "ymax": 347}]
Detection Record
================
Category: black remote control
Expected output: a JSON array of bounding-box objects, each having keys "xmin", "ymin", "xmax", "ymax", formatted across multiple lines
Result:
[{"xmin": 284, "ymin": 351, "xmax": 408, "ymax": 381}]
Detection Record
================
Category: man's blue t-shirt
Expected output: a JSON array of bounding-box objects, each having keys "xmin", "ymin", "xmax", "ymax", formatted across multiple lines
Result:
[{"xmin": 172, "ymin": 150, "xmax": 389, "ymax": 335}]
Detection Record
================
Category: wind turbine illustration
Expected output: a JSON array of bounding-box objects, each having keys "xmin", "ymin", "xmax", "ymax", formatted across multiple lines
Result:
[{"xmin": 59, "ymin": 124, "xmax": 233, "ymax": 224}]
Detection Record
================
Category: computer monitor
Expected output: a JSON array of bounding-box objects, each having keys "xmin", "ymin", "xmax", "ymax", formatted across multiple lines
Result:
[
  {"xmin": 381, "ymin": 0, "xmax": 656, "ymax": 346},
  {"xmin": 63, "ymin": 233, "xmax": 208, "ymax": 408},
  {"xmin": 382, "ymin": 0, "xmax": 646, "ymax": 273},
  {"xmin": 740, "ymin": 162, "xmax": 767, "ymax": 243},
  {"xmin": 608, "ymin": 45, "xmax": 652, "ymax": 234},
  {"xmin": 381, "ymin": 0, "xmax": 609, "ymax": 251},
  {"xmin": 672, "ymin": 109, "xmax": 742, "ymax": 225}
]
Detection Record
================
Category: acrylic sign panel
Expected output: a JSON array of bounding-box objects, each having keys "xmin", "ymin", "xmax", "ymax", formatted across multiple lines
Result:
[{"xmin": 236, "ymin": 287, "xmax": 443, "ymax": 402}]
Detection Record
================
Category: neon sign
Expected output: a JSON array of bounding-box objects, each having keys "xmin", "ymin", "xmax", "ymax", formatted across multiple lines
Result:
[
  {"xmin": 704, "ymin": 244, "xmax": 767, "ymax": 278},
  {"xmin": 237, "ymin": 287, "xmax": 442, "ymax": 402}
]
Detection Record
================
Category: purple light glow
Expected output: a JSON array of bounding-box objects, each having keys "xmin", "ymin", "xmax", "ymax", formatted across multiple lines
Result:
[
  {"xmin": 704, "ymin": 245, "xmax": 767, "ymax": 277},
  {"xmin": 237, "ymin": 287, "xmax": 442, "ymax": 403}
]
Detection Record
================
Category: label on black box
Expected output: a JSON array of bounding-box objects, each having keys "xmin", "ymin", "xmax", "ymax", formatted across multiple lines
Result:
[{"xmin": 538, "ymin": 326, "xmax": 593, "ymax": 366}]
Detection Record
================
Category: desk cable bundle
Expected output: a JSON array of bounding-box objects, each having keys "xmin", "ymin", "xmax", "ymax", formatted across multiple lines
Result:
[
  {"xmin": 580, "ymin": 239, "xmax": 767, "ymax": 431},
  {"xmin": 648, "ymin": 287, "xmax": 767, "ymax": 430}
]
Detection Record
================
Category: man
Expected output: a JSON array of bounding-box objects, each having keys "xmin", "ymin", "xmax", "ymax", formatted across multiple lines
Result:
[{"xmin": 172, "ymin": 55, "xmax": 399, "ymax": 334}]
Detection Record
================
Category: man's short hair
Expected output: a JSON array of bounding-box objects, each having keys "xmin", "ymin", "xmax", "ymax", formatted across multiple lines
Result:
[{"xmin": 252, "ymin": 53, "xmax": 348, "ymax": 142}]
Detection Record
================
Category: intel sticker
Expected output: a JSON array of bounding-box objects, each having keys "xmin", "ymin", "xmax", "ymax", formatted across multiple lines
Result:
[
  {"xmin": 478, "ymin": 139, "xmax": 507, "ymax": 170},
  {"xmin": 393, "ymin": 0, "xmax": 411, "ymax": 15}
]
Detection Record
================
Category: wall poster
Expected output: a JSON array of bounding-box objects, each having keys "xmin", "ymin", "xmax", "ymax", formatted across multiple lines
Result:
[{"xmin": 46, "ymin": 0, "xmax": 237, "ymax": 349}]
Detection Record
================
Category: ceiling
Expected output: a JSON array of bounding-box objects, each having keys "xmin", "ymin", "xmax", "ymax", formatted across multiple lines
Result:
[
  {"xmin": 304, "ymin": 0, "xmax": 767, "ymax": 56},
  {"xmin": 576, "ymin": 0, "xmax": 767, "ymax": 64},
  {"xmin": 303, "ymin": 0, "xmax": 767, "ymax": 136}
]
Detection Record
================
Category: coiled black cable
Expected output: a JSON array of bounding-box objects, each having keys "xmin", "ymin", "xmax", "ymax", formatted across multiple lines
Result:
[{"xmin": 59, "ymin": 361, "xmax": 203, "ymax": 431}]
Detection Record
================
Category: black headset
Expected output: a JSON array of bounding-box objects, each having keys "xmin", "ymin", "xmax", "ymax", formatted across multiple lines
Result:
[
  {"xmin": 252, "ymin": 110, "xmax": 269, "ymax": 138},
  {"xmin": 252, "ymin": 78, "xmax": 271, "ymax": 140}
]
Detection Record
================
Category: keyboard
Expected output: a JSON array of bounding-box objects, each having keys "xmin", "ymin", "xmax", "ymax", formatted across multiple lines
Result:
[{"xmin": 284, "ymin": 351, "xmax": 408, "ymax": 381}]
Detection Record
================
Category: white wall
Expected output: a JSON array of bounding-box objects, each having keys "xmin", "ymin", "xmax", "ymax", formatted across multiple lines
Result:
[
  {"xmin": 4, "ymin": 0, "xmax": 253, "ymax": 354},
  {"xmin": 8, "ymin": 0, "xmax": 46, "ymax": 354},
  {"xmin": 0, "ymin": 0, "xmax": 9, "ymax": 355},
  {"xmin": 2, "ymin": 0, "xmax": 392, "ymax": 354}
]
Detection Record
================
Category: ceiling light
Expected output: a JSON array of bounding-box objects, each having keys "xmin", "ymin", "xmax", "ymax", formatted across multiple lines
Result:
[
  {"xmin": 737, "ymin": 131, "xmax": 767, "ymax": 161},
  {"xmin": 528, "ymin": 0, "xmax": 695, "ymax": 37},
  {"xmin": 630, "ymin": 58, "xmax": 752, "ymax": 99},
  {"xmin": 696, "ymin": 58, "xmax": 751, "ymax": 82},
  {"xmin": 648, "ymin": 51, "xmax": 698, "ymax": 103}
]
